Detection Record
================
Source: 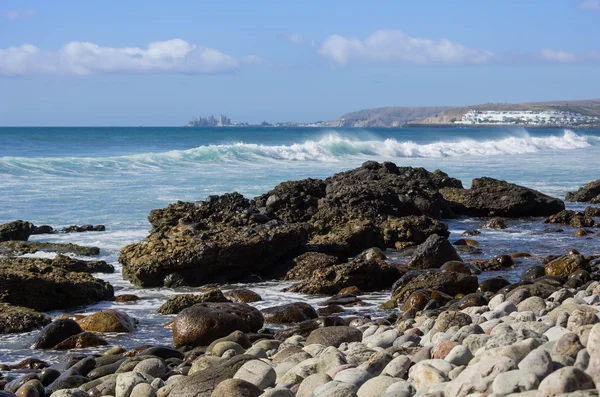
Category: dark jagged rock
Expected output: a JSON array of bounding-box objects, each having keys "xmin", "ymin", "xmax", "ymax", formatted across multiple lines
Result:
[
  {"xmin": 0, "ymin": 241, "xmax": 101, "ymax": 257},
  {"xmin": 478, "ymin": 277, "xmax": 510, "ymax": 293},
  {"xmin": 158, "ymin": 289, "xmax": 230, "ymax": 314},
  {"xmin": 306, "ymin": 220, "xmax": 383, "ymax": 258},
  {"xmin": 0, "ymin": 257, "xmax": 113, "ymax": 312},
  {"xmin": 285, "ymin": 253, "xmax": 400, "ymax": 295},
  {"xmin": 50, "ymin": 254, "xmax": 113, "ymax": 273},
  {"xmin": 261, "ymin": 302, "xmax": 318, "ymax": 324},
  {"xmin": 52, "ymin": 332, "xmax": 107, "ymax": 349},
  {"xmin": 254, "ymin": 178, "xmax": 326, "ymax": 223},
  {"xmin": 172, "ymin": 303, "xmax": 264, "ymax": 347},
  {"xmin": 566, "ymin": 180, "xmax": 600, "ymax": 203},
  {"xmin": 31, "ymin": 319, "xmax": 83, "ymax": 349},
  {"xmin": 584, "ymin": 207, "xmax": 600, "ymax": 217},
  {"xmin": 391, "ymin": 270, "xmax": 479, "ymax": 304},
  {"xmin": 408, "ymin": 234, "xmax": 462, "ymax": 269},
  {"xmin": 478, "ymin": 255, "xmax": 514, "ymax": 271},
  {"xmin": 440, "ymin": 177, "xmax": 565, "ymax": 217},
  {"xmin": 312, "ymin": 162, "xmax": 462, "ymax": 225},
  {"xmin": 483, "ymin": 218, "xmax": 507, "ymax": 229},
  {"xmin": 120, "ymin": 193, "xmax": 310, "ymax": 287},
  {"xmin": 283, "ymin": 252, "xmax": 342, "ymax": 281},
  {"xmin": 543, "ymin": 210, "xmax": 595, "ymax": 228},
  {"xmin": 61, "ymin": 224, "xmax": 105, "ymax": 233},
  {"xmin": 31, "ymin": 225, "xmax": 54, "ymax": 235},
  {"xmin": 379, "ymin": 215, "xmax": 449, "ymax": 247},
  {"xmin": 0, "ymin": 220, "xmax": 34, "ymax": 242},
  {"xmin": 0, "ymin": 303, "xmax": 51, "ymax": 334}
]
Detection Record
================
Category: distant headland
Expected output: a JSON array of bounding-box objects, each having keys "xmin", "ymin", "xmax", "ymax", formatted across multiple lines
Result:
[{"xmin": 185, "ymin": 99, "xmax": 600, "ymax": 128}]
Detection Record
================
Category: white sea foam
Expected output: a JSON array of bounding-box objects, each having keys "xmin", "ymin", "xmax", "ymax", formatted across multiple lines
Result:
[{"xmin": 0, "ymin": 130, "xmax": 594, "ymax": 174}]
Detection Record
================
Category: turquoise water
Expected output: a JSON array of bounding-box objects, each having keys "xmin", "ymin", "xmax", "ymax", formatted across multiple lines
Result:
[{"xmin": 1, "ymin": 126, "xmax": 600, "ymax": 363}]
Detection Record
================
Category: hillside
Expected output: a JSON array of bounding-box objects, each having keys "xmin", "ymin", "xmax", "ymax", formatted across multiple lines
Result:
[
  {"xmin": 413, "ymin": 99, "xmax": 600, "ymax": 125},
  {"xmin": 324, "ymin": 99, "xmax": 600, "ymax": 127},
  {"xmin": 326, "ymin": 106, "xmax": 449, "ymax": 127}
]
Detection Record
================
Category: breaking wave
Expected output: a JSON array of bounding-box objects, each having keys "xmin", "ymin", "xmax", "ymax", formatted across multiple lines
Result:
[{"xmin": 0, "ymin": 129, "xmax": 596, "ymax": 174}]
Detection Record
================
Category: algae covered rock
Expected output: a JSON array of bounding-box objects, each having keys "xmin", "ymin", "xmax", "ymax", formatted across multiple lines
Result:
[
  {"xmin": 440, "ymin": 177, "xmax": 565, "ymax": 217},
  {"xmin": 0, "ymin": 303, "xmax": 51, "ymax": 334},
  {"xmin": 0, "ymin": 257, "xmax": 113, "ymax": 311}
]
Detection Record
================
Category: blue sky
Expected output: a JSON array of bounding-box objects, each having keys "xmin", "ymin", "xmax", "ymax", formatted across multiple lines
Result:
[{"xmin": 1, "ymin": 0, "xmax": 599, "ymax": 126}]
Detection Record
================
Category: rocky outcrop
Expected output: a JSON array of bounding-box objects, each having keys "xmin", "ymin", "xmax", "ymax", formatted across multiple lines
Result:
[
  {"xmin": 440, "ymin": 177, "xmax": 564, "ymax": 217},
  {"xmin": 543, "ymin": 210, "xmax": 595, "ymax": 228},
  {"xmin": 254, "ymin": 178, "xmax": 326, "ymax": 223},
  {"xmin": 172, "ymin": 303, "xmax": 264, "ymax": 347},
  {"xmin": 0, "ymin": 241, "xmax": 101, "ymax": 257},
  {"xmin": 0, "ymin": 220, "xmax": 34, "ymax": 242},
  {"xmin": 121, "ymin": 193, "xmax": 310, "ymax": 287},
  {"xmin": 283, "ymin": 252, "xmax": 342, "ymax": 281},
  {"xmin": 120, "ymin": 162, "xmax": 572, "ymax": 289},
  {"xmin": 391, "ymin": 270, "xmax": 479, "ymax": 304},
  {"xmin": 50, "ymin": 254, "xmax": 114, "ymax": 273},
  {"xmin": 566, "ymin": 179, "xmax": 600, "ymax": 203},
  {"xmin": 0, "ymin": 303, "xmax": 51, "ymax": 334},
  {"xmin": 61, "ymin": 224, "xmax": 105, "ymax": 233},
  {"xmin": 157, "ymin": 289, "xmax": 230, "ymax": 314},
  {"xmin": 285, "ymin": 250, "xmax": 400, "ymax": 295},
  {"xmin": 310, "ymin": 162, "xmax": 462, "ymax": 226},
  {"xmin": 0, "ymin": 257, "xmax": 113, "ymax": 311}
]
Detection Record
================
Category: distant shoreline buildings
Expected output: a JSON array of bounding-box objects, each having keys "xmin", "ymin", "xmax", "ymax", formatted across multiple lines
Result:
[
  {"xmin": 186, "ymin": 114, "xmax": 245, "ymax": 127},
  {"xmin": 454, "ymin": 110, "xmax": 599, "ymax": 126}
]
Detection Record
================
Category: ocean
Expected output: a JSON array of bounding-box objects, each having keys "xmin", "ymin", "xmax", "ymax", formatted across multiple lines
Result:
[{"xmin": 1, "ymin": 126, "xmax": 600, "ymax": 363}]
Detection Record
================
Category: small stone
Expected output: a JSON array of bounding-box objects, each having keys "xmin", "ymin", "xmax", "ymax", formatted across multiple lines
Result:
[
  {"xmin": 233, "ymin": 359, "xmax": 276, "ymax": 390},
  {"xmin": 553, "ymin": 333, "xmax": 584, "ymax": 359},
  {"xmin": 134, "ymin": 358, "xmax": 166, "ymax": 379},
  {"xmin": 412, "ymin": 363, "xmax": 447, "ymax": 389},
  {"xmin": 296, "ymin": 373, "xmax": 331, "ymax": 396},
  {"xmin": 356, "ymin": 376, "xmax": 399, "ymax": 397},
  {"xmin": 517, "ymin": 296, "xmax": 546, "ymax": 314},
  {"xmin": 518, "ymin": 348, "xmax": 553, "ymax": 378},
  {"xmin": 333, "ymin": 367, "xmax": 372, "ymax": 388},
  {"xmin": 116, "ymin": 372, "xmax": 148, "ymax": 397},
  {"xmin": 313, "ymin": 380, "xmax": 358, "ymax": 397},
  {"xmin": 130, "ymin": 383, "xmax": 156, "ymax": 397},
  {"xmin": 537, "ymin": 367, "xmax": 595, "ymax": 396},
  {"xmin": 50, "ymin": 389, "xmax": 89, "ymax": 397},
  {"xmin": 445, "ymin": 345, "xmax": 473, "ymax": 366},
  {"xmin": 381, "ymin": 355, "xmax": 411, "ymax": 378},
  {"xmin": 210, "ymin": 379, "xmax": 261, "ymax": 397},
  {"xmin": 491, "ymin": 369, "xmax": 539, "ymax": 395}
]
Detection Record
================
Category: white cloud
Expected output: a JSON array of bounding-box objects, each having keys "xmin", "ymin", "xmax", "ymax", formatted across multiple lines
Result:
[
  {"xmin": 287, "ymin": 33, "xmax": 305, "ymax": 45},
  {"xmin": 318, "ymin": 30, "xmax": 495, "ymax": 66},
  {"xmin": 0, "ymin": 39, "xmax": 249, "ymax": 76},
  {"xmin": 241, "ymin": 55, "xmax": 272, "ymax": 67},
  {"xmin": 539, "ymin": 49, "xmax": 578, "ymax": 63},
  {"xmin": 2, "ymin": 8, "xmax": 36, "ymax": 20},
  {"xmin": 579, "ymin": 0, "xmax": 600, "ymax": 9},
  {"xmin": 539, "ymin": 49, "xmax": 600, "ymax": 63}
]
